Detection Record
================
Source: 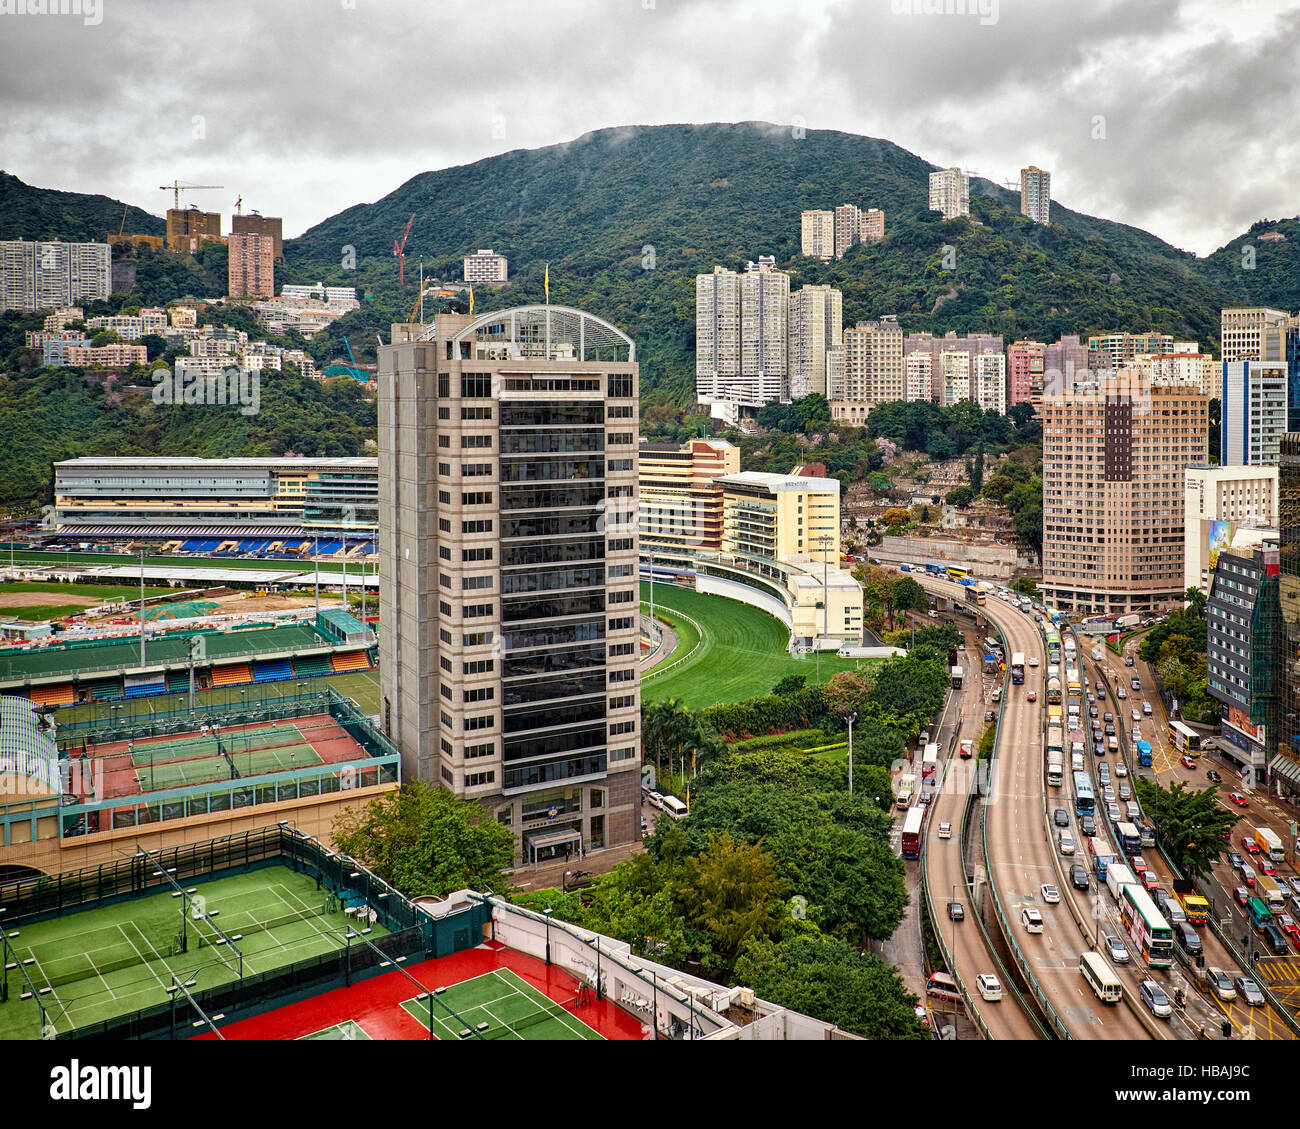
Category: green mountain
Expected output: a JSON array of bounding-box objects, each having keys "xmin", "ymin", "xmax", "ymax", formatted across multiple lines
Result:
[
  {"xmin": 0, "ymin": 171, "xmax": 164, "ymax": 242},
  {"xmin": 1195, "ymin": 217, "xmax": 1300, "ymax": 309},
  {"xmin": 278, "ymin": 122, "xmax": 1300, "ymax": 401}
]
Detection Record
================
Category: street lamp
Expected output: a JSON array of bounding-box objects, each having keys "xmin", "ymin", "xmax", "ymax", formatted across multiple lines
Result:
[
  {"xmin": 845, "ymin": 711, "xmax": 857, "ymax": 797},
  {"xmin": 544, "ymin": 906, "xmax": 553, "ymax": 966}
]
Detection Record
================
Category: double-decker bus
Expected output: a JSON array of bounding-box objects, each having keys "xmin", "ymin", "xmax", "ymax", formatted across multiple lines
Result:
[
  {"xmin": 946, "ymin": 566, "xmax": 970, "ymax": 581},
  {"xmin": 921, "ymin": 742, "xmax": 940, "ymax": 779},
  {"xmin": 900, "ymin": 805, "xmax": 925, "ymax": 860},
  {"xmin": 1168, "ymin": 720, "xmax": 1201, "ymax": 756},
  {"xmin": 966, "ymin": 585, "xmax": 986, "ymax": 607},
  {"xmin": 1114, "ymin": 821, "xmax": 1143, "ymax": 856},
  {"xmin": 1119, "ymin": 884, "xmax": 1174, "ymax": 968},
  {"xmin": 1079, "ymin": 951, "xmax": 1123, "ymax": 1004},
  {"xmin": 1011, "ymin": 652, "xmax": 1025, "ymax": 684},
  {"xmin": 1045, "ymin": 629, "xmax": 1061, "ymax": 664},
  {"xmin": 1088, "ymin": 836, "xmax": 1115, "ymax": 880},
  {"xmin": 1046, "ymin": 677, "xmax": 1062, "ymax": 705},
  {"xmin": 1073, "ymin": 770, "xmax": 1096, "ymax": 817}
]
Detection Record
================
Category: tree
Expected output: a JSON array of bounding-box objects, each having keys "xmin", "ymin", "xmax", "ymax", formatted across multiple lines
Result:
[
  {"xmin": 1008, "ymin": 402, "xmax": 1036, "ymax": 431},
  {"xmin": 138, "ymin": 333, "xmax": 167, "ymax": 362},
  {"xmin": 881, "ymin": 506, "xmax": 911, "ymax": 527},
  {"xmin": 331, "ymin": 780, "xmax": 514, "ymax": 898},
  {"xmin": 678, "ymin": 832, "xmax": 789, "ymax": 967},
  {"xmin": 734, "ymin": 935, "xmax": 927, "ymax": 1039},
  {"xmin": 1183, "ymin": 586, "xmax": 1208, "ymax": 619},
  {"xmin": 967, "ymin": 442, "xmax": 986, "ymax": 493},
  {"xmin": 945, "ymin": 485, "xmax": 974, "ymax": 508},
  {"xmin": 1012, "ymin": 577, "xmax": 1039, "ymax": 597},
  {"xmin": 771, "ymin": 674, "xmax": 807, "ymax": 697},
  {"xmin": 824, "ymin": 669, "xmax": 875, "ymax": 718},
  {"xmin": 892, "ymin": 576, "xmax": 928, "ymax": 616},
  {"xmin": 1132, "ymin": 777, "xmax": 1238, "ymax": 881},
  {"xmin": 90, "ymin": 330, "xmax": 120, "ymax": 347}
]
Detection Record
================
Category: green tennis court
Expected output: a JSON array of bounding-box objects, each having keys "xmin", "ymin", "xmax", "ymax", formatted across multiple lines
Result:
[
  {"xmin": 0, "ymin": 866, "xmax": 382, "ymax": 1040},
  {"xmin": 128, "ymin": 723, "xmax": 306, "ymax": 766},
  {"xmin": 300, "ymin": 1019, "xmax": 373, "ymax": 1041},
  {"xmin": 401, "ymin": 969, "xmax": 604, "ymax": 1041},
  {"xmin": 135, "ymin": 740, "xmax": 322, "ymax": 790}
]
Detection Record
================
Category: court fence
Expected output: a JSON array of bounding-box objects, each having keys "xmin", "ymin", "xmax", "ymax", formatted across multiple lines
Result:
[{"xmin": 0, "ymin": 824, "xmax": 480, "ymax": 1040}]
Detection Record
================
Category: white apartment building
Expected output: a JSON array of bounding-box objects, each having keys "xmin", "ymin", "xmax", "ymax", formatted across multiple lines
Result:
[
  {"xmin": 905, "ymin": 351, "xmax": 933, "ymax": 403},
  {"xmin": 834, "ymin": 204, "xmax": 862, "ymax": 260},
  {"xmin": 800, "ymin": 210, "xmax": 835, "ymax": 261},
  {"xmin": 696, "ymin": 258, "xmax": 789, "ymax": 415},
  {"xmin": 941, "ymin": 350, "xmax": 971, "ymax": 405},
  {"xmin": 1183, "ymin": 464, "xmax": 1278, "ymax": 594},
  {"xmin": 787, "ymin": 285, "xmax": 842, "ymax": 399},
  {"xmin": 928, "ymin": 168, "xmax": 969, "ymax": 220},
  {"xmin": 462, "ymin": 249, "xmax": 509, "ymax": 284},
  {"xmin": 280, "ymin": 283, "xmax": 358, "ymax": 304},
  {"xmin": 1221, "ymin": 359, "xmax": 1287, "ymax": 466},
  {"xmin": 1019, "ymin": 166, "xmax": 1051, "ymax": 224},
  {"xmin": 0, "ymin": 240, "xmax": 111, "ymax": 312},
  {"xmin": 859, "ymin": 208, "xmax": 885, "ymax": 244},
  {"xmin": 1221, "ymin": 307, "xmax": 1287, "ymax": 363},
  {"xmin": 972, "ymin": 351, "xmax": 1007, "ymax": 414}
]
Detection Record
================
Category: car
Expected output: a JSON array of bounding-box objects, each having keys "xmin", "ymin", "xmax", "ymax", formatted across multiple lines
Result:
[
  {"xmin": 1242, "ymin": 836, "xmax": 1260, "ymax": 854},
  {"xmin": 1240, "ymin": 864, "xmax": 1256, "ymax": 887},
  {"xmin": 1131, "ymin": 677, "xmax": 1141, "ymax": 691},
  {"xmin": 1118, "ymin": 782, "xmax": 1131, "ymax": 801},
  {"xmin": 1206, "ymin": 967, "xmax": 1236, "ymax": 1001},
  {"xmin": 1097, "ymin": 763, "xmax": 1111, "ymax": 784},
  {"xmin": 1141, "ymin": 870, "xmax": 1159, "ymax": 891},
  {"xmin": 1053, "ymin": 808, "xmax": 1070, "ymax": 828},
  {"xmin": 1029, "ymin": 656, "xmax": 1039, "ymax": 667},
  {"xmin": 1104, "ymin": 723, "xmax": 1116, "ymax": 737},
  {"xmin": 1041, "ymin": 883, "xmax": 1061, "ymax": 904},
  {"xmin": 1079, "ymin": 813, "xmax": 1097, "ymax": 837},
  {"xmin": 937, "ymin": 822, "xmax": 952, "ymax": 840},
  {"xmin": 947, "ymin": 901, "xmax": 965, "ymax": 921},
  {"xmin": 1089, "ymin": 706, "xmax": 1099, "ymax": 719},
  {"xmin": 1059, "ymin": 832, "xmax": 1076, "ymax": 855},
  {"xmin": 1070, "ymin": 864, "xmax": 1089, "ymax": 890},
  {"xmin": 1165, "ymin": 900, "xmax": 1186, "ymax": 925},
  {"xmin": 1026, "ymin": 689, "xmax": 1037, "ymax": 701},
  {"xmin": 1288, "ymin": 877, "xmax": 1300, "ymax": 898},
  {"xmin": 1114, "ymin": 762, "xmax": 1127, "ymax": 777},
  {"xmin": 1235, "ymin": 975, "xmax": 1265, "ymax": 1007},
  {"xmin": 1103, "ymin": 786, "xmax": 1116, "ymax": 804},
  {"xmin": 976, "ymin": 973, "xmax": 1002, "ymax": 1001},
  {"xmin": 1096, "ymin": 685, "xmax": 1106, "ymax": 699},
  {"xmin": 1098, "ymin": 932, "xmax": 1128, "ymax": 964},
  {"xmin": 1227, "ymin": 851, "xmax": 1244, "ymax": 870},
  {"xmin": 1021, "ymin": 907, "xmax": 1045, "ymax": 934},
  {"xmin": 1103, "ymin": 712, "xmax": 1114, "ymax": 724},
  {"xmin": 1207, "ymin": 769, "xmax": 1222, "ymax": 784},
  {"xmin": 928, "ymin": 609, "xmax": 938, "ymax": 618},
  {"xmin": 991, "ymin": 688, "xmax": 1001, "ymax": 702},
  {"xmin": 1181, "ymin": 754, "xmax": 1197, "ymax": 769},
  {"xmin": 1130, "ymin": 728, "xmax": 1142, "ymax": 744},
  {"xmin": 985, "ymin": 709, "xmax": 996, "ymax": 722},
  {"xmin": 1277, "ymin": 914, "xmax": 1300, "ymax": 945},
  {"xmin": 1235, "ymin": 885, "xmax": 1251, "ymax": 906},
  {"xmin": 1107, "ymin": 803, "xmax": 1123, "ymax": 823},
  {"xmin": 1117, "ymin": 687, "xmax": 1127, "ymax": 700},
  {"xmin": 1228, "ymin": 792, "xmax": 1249, "ymax": 807},
  {"xmin": 1131, "ymin": 709, "xmax": 1142, "ymax": 723},
  {"xmin": 1093, "ymin": 741, "xmax": 1106, "ymax": 757},
  {"xmin": 1140, "ymin": 980, "xmax": 1172, "ymax": 1019},
  {"xmin": 1142, "ymin": 700, "xmax": 1153, "ymax": 715},
  {"xmin": 1124, "ymin": 655, "xmax": 1135, "ymax": 667},
  {"xmin": 1131, "ymin": 853, "xmax": 1147, "ymax": 872},
  {"xmin": 1259, "ymin": 859, "xmax": 1278, "ymax": 877}
]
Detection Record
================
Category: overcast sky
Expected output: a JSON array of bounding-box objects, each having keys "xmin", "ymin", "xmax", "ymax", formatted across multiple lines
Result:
[{"xmin": 2, "ymin": 0, "xmax": 1297, "ymax": 256}]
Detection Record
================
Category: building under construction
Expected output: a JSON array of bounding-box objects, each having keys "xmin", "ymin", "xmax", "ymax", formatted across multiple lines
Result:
[
  {"xmin": 166, "ymin": 207, "xmax": 223, "ymax": 253},
  {"xmin": 232, "ymin": 212, "xmax": 283, "ymax": 260}
]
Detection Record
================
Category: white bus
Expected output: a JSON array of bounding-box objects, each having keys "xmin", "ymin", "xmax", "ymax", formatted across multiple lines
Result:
[
  {"xmin": 660, "ymin": 794, "xmax": 689, "ymax": 820},
  {"xmin": 1079, "ymin": 951, "xmax": 1123, "ymax": 1004}
]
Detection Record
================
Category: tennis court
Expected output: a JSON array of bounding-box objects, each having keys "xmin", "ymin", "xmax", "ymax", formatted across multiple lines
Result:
[
  {"xmin": 135, "ymin": 740, "xmax": 322, "ymax": 790},
  {"xmin": 0, "ymin": 866, "xmax": 383, "ymax": 1039},
  {"xmin": 300, "ymin": 1019, "xmax": 373, "ymax": 1041},
  {"xmin": 401, "ymin": 968, "xmax": 604, "ymax": 1041}
]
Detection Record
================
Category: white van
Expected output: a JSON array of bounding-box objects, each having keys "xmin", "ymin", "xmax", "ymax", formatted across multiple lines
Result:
[{"xmin": 660, "ymin": 794, "xmax": 689, "ymax": 820}]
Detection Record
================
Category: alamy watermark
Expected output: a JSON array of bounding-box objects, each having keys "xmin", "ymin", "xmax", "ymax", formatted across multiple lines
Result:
[
  {"xmin": 890, "ymin": 0, "xmax": 998, "ymax": 26},
  {"xmin": 0, "ymin": 0, "xmax": 102, "ymax": 27}
]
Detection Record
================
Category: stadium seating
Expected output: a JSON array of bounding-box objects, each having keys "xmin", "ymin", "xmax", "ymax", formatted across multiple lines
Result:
[
  {"xmin": 211, "ymin": 662, "xmax": 253, "ymax": 687},
  {"xmin": 166, "ymin": 669, "xmax": 193, "ymax": 692},
  {"xmin": 28, "ymin": 682, "xmax": 74, "ymax": 707},
  {"xmin": 124, "ymin": 678, "xmax": 166, "ymax": 699},
  {"xmin": 88, "ymin": 680, "xmax": 122, "ymax": 701},
  {"xmin": 252, "ymin": 659, "xmax": 292, "ymax": 683},
  {"xmin": 330, "ymin": 651, "xmax": 371, "ymax": 673},
  {"xmin": 290, "ymin": 654, "xmax": 333, "ymax": 678}
]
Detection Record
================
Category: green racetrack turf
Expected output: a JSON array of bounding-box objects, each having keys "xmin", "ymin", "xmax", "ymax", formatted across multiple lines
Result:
[{"xmin": 639, "ymin": 582, "xmax": 879, "ymax": 710}]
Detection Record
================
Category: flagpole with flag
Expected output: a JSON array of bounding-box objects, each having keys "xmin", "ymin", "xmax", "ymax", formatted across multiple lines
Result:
[
  {"xmin": 468, "ymin": 286, "xmax": 474, "ymax": 315},
  {"xmin": 544, "ymin": 261, "xmax": 551, "ymax": 358}
]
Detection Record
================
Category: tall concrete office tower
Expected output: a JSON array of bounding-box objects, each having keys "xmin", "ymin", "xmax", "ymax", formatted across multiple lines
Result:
[{"xmin": 378, "ymin": 305, "xmax": 642, "ymax": 863}]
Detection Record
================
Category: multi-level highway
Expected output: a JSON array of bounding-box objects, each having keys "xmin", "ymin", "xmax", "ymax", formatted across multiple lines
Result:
[{"xmin": 920, "ymin": 575, "xmax": 1153, "ymax": 1038}]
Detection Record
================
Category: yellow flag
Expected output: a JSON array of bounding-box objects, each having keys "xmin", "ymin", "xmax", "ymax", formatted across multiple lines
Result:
[
  {"xmin": 544, "ymin": 262, "xmax": 549, "ymax": 303},
  {"xmin": 468, "ymin": 286, "xmax": 474, "ymax": 314}
]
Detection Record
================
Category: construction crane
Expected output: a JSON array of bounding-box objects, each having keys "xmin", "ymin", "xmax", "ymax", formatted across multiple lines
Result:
[
  {"xmin": 117, "ymin": 202, "xmax": 128, "ymax": 237},
  {"xmin": 159, "ymin": 181, "xmax": 224, "ymax": 210},
  {"xmin": 233, "ymin": 195, "xmax": 242, "ymax": 215},
  {"xmin": 342, "ymin": 337, "xmax": 366, "ymax": 382},
  {"xmin": 393, "ymin": 214, "xmax": 415, "ymax": 286}
]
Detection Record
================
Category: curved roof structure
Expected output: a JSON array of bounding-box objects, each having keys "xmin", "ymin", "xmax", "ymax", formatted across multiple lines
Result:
[
  {"xmin": 420, "ymin": 304, "xmax": 635, "ymax": 363},
  {"xmin": 0, "ymin": 695, "xmax": 61, "ymax": 798}
]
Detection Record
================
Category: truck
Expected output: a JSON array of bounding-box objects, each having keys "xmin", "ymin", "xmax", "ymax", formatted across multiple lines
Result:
[
  {"xmin": 1011, "ymin": 652, "xmax": 1025, "ymax": 684},
  {"xmin": 950, "ymin": 665, "xmax": 963, "ymax": 689},
  {"xmin": 1256, "ymin": 874, "xmax": 1286, "ymax": 912},
  {"xmin": 1115, "ymin": 613, "xmax": 1140, "ymax": 631},
  {"xmin": 1136, "ymin": 740, "xmax": 1152, "ymax": 767},
  {"xmin": 1171, "ymin": 879, "xmax": 1210, "ymax": 926},
  {"xmin": 1092, "ymin": 645, "xmax": 1104, "ymax": 661},
  {"xmin": 1255, "ymin": 825, "xmax": 1285, "ymax": 862},
  {"xmin": 1088, "ymin": 836, "xmax": 1116, "ymax": 880},
  {"xmin": 1047, "ymin": 753, "xmax": 1064, "ymax": 788},
  {"xmin": 896, "ymin": 774, "xmax": 917, "ymax": 809},
  {"xmin": 1106, "ymin": 863, "xmax": 1138, "ymax": 902}
]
